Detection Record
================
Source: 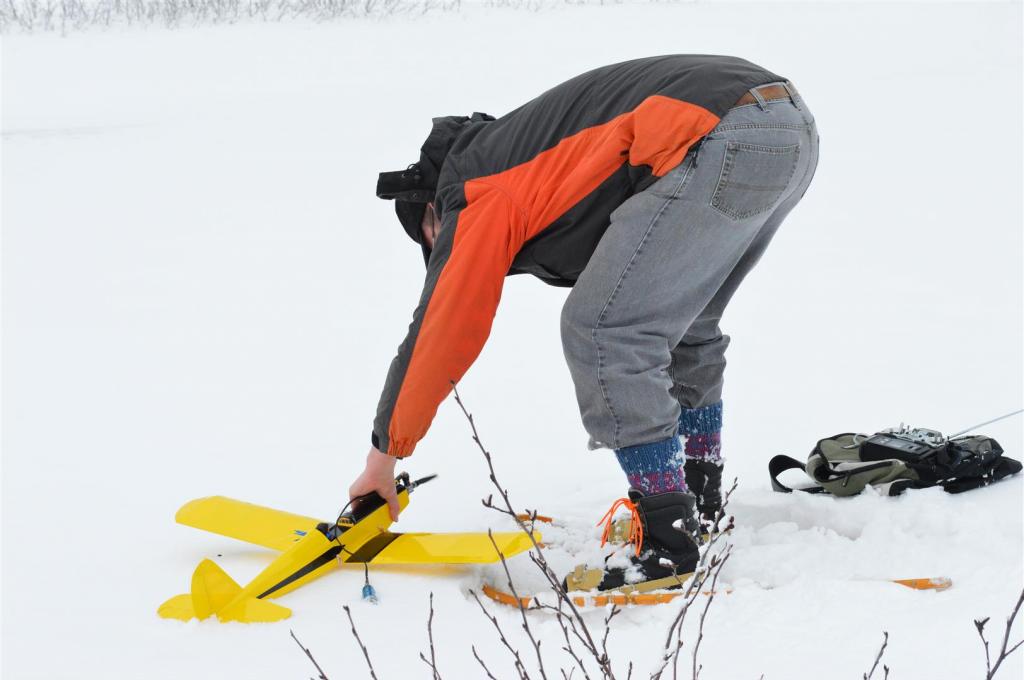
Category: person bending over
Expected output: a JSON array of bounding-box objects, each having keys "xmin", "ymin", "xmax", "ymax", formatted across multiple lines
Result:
[{"xmin": 349, "ymin": 55, "xmax": 820, "ymax": 593}]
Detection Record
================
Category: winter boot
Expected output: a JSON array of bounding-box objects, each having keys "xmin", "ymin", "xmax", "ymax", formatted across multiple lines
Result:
[
  {"xmin": 684, "ymin": 458, "xmax": 723, "ymax": 522},
  {"xmin": 564, "ymin": 488, "xmax": 700, "ymax": 594}
]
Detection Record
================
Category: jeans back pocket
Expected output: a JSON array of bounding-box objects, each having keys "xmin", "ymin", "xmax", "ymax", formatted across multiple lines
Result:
[{"xmin": 710, "ymin": 141, "xmax": 800, "ymax": 220}]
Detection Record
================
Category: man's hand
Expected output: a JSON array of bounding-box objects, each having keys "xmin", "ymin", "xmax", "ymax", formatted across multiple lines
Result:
[{"xmin": 348, "ymin": 446, "xmax": 400, "ymax": 522}]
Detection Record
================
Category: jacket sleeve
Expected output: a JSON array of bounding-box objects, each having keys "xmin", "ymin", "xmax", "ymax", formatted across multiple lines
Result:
[{"xmin": 371, "ymin": 182, "xmax": 525, "ymax": 457}]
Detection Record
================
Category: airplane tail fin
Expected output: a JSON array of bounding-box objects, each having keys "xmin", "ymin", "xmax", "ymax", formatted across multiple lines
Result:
[{"xmin": 157, "ymin": 559, "xmax": 292, "ymax": 623}]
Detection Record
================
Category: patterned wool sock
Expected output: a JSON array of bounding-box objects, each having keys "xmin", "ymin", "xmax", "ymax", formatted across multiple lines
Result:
[
  {"xmin": 613, "ymin": 435, "xmax": 688, "ymax": 494},
  {"xmin": 678, "ymin": 401, "xmax": 723, "ymax": 464}
]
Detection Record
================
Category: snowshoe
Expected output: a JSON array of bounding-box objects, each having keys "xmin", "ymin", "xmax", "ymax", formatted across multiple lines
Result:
[{"xmin": 563, "ymin": 488, "xmax": 701, "ymax": 594}]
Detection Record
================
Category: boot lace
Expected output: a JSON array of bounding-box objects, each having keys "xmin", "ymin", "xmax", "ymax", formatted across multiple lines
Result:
[{"xmin": 597, "ymin": 497, "xmax": 644, "ymax": 556}]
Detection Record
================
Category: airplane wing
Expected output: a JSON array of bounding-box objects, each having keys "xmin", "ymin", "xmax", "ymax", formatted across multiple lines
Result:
[
  {"xmin": 175, "ymin": 496, "xmax": 321, "ymax": 552},
  {"xmin": 175, "ymin": 496, "xmax": 539, "ymax": 564}
]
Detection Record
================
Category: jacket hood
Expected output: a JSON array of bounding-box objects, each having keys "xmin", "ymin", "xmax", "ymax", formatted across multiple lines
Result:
[
  {"xmin": 376, "ymin": 112, "xmax": 495, "ymax": 266},
  {"xmin": 417, "ymin": 113, "xmax": 491, "ymax": 194}
]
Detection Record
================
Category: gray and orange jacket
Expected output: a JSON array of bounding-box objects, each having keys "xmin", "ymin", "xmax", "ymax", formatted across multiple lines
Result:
[{"xmin": 372, "ymin": 55, "xmax": 784, "ymax": 457}]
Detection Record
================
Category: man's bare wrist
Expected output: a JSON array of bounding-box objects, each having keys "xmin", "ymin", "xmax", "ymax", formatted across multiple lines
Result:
[{"xmin": 368, "ymin": 446, "xmax": 397, "ymax": 467}]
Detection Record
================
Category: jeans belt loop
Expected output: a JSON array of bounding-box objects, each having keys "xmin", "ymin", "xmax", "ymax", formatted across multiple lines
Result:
[
  {"xmin": 781, "ymin": 81, "xmax": 801, "ymax": 110},
  {"xmin": 750, "ymin": 86, "xmax": 770, "ymax": 112}
]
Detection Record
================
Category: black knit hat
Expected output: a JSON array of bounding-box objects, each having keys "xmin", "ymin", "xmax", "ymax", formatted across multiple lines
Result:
[{"xmin": 376, "ymin": 113, "xmax": 494, "ymax": 265}]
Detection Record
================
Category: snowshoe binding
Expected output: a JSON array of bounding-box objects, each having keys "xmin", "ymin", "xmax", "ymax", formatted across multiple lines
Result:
[{"xmin": 563, "ymin": 488, "xmax": 701, "ymax": 594}]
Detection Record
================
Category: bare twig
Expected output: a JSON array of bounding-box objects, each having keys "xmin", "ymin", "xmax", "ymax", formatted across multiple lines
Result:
[
  {"xmin": 488, "ymin": 529, "xmax": 550, "ymax": 679},
  {"xmin": 543, "ymin": 595, "xmax": 593, "ymax": 680},
  {"xmin": 673, "ymin": 481, "xmax": 737, "ymax": 646},
  {"xmin": 651, "ymin": 479, "xmax": 738, "ymax": 680},
  {"xmin": 450, "ymin": 381, "xmax": 614, "ymax": 679},
  {"xmin": 473, "ymin": 644, "xmax": 500, "ymax": 680},
  {"xmin": 601, "ymin": 605, "xmax": 622, "ymax": 673},
  {"xmin": 449, "ymin": 381, "xmax": 743, "ymax": 680},
  {"xmin": 418, "ymin": 592, "xmax": 442, "ymax": 680},
  {"xmin": 863, "ymin": 632, "xmax": 888, "ymax": 680},
  {"xmin": 691, "ymin": 549, "xmax": 731, "ymax": 680},
  {"xmin": 975, "ymin": 588, "xmax": 1024, "ymax": 679},
  {"xmin": 651, "ymin": 547, "xmax": 731, "ymax": 680},
  {"xmin": 470, "ymin": 588, "xmax": 532, "ymax": 680},
  {"xmin": 343, "ymin": 605, "xmax": 380, "ymax": 680},
  {"xmin": 289, "ymin": 629, "xmax": 331, "ymax": 680}
]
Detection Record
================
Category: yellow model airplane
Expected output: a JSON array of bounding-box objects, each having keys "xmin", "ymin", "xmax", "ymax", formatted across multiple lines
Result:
[{"xmin": 158, "ymin": 474, "xmax": 537, "ymax": 623}]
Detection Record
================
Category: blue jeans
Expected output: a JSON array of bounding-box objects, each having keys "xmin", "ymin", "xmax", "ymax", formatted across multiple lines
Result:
[{"xmin": 560, "ymin": 83, "xmax": 820, "ymax": 450}]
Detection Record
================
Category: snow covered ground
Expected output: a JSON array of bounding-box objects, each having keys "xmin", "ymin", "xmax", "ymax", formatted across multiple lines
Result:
[{"xmin": 2, "ymin": 2, "xmax": 1022, "ymax": 678}]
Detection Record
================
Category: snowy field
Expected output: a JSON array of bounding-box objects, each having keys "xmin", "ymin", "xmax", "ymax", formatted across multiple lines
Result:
[{"xmin": 3, "ymin": 2, "xmax": 1022, "ymax": 678}]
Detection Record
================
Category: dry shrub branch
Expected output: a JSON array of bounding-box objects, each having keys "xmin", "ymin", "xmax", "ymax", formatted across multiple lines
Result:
[{"xmin": 287, "ymin": 383, "xmax": 1024, "ymax": 680}]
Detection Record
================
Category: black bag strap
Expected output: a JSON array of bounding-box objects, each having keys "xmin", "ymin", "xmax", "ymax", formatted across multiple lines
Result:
[
  {"xmin": 941, "ymin": 456, "xmax": 1022, "ymax": 494},
  {"xmin": 768, "ymin": 454, "xmax": 828, "ymax": 494}
]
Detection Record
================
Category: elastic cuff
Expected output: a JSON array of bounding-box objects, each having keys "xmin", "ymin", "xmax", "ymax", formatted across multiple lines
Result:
[
  {"xmin": 678, "ymin": 400, "xmax": 723, "ymax": 436},
  {"xmin": 371, "ymin": 431, "xmax": 414, "ymax": 458}
]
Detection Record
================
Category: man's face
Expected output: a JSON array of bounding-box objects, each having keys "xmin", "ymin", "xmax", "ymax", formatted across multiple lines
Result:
[{"xmin": 420, "ymin": 202, "xmax": 441, "ymax": 249}]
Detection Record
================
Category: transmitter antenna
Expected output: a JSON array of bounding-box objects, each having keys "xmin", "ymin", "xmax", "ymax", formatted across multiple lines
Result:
[{"xmin": 947, "ymin": 409, "xmax": 1023, "ymax": 440}]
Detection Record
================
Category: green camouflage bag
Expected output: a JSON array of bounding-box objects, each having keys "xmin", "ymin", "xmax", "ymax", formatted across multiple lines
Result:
[{"xmin": 769, "ymin": 431, "xmax": 1020, "ymax": 497}]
